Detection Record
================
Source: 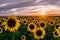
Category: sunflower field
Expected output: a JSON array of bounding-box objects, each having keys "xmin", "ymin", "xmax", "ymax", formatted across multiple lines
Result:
[{"xmin": 0, "ymin": 16, "xmax": 60, "ymax": 40}]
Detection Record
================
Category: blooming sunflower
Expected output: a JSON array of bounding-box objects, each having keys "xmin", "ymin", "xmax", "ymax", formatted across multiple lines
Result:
[
  {"xmin": 4, "ymin": 16, "xmax": 20, "ymax": 32},
  {"xmin": 21, "ymin": 35, "xmax": 26, "ymax": 40},
  {"xmin": 33, "ymin": 27, "xmax": 45, "ymax": 39},
  {"xmin": 48, "ymin": 20, "xmax": 55, "ymax": 26},
  {"xmin": 55, "ymin": 17, "xmax": 59, "ymax": 22},
  {"xmin": 53, "ymin": 29, "xmax": 60, "ymax": 37},
  {"xmin": 27, "ymin": 23, "xmax": 37, "ymax": 32},
  {"xmin": 39, "ymin": 21, "xmax": 46, "ymax": 28},
  {"xmin": 22, "ymin": 19, "xmax": 28, "ymax": 25},
  {"xmin": 55, "ymin": 23, "xmax": 60, "ymax": 29},
  {"xmin": 31, "ymin": 17, "xmax": 36, "ymax": 23},
  {"xmin": 0, "ymin": 27, "xmax": 3, "ymax": 33},
  {"xmin": 27, "ymin": 18, "xmax": 31, "ymax": 22}
]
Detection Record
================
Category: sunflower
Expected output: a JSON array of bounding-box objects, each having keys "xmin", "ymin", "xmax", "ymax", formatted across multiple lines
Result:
[
  {"xmin": 0, "ymin": 18, "xmax": 6, "ymax": 26},
  {"xmin": 48, "ymin": 20, "xmax": 55, "ymax": 26},
  {"xmin": 55, "ymin": 17, "xmax": 59, "ymax": 22},
  {"xmin": 4, "ymin": 16, "xmax": 20, "ymax": 32},
  {"xmin": 0, "ymin": 27, "xmax": 3, "ymax": 33},
  {"xmin": 27, "ymin": 23, "xmax": 37, "ymax": 32},
  {"xmin": 0, "ymin": 19, "xmax": 3, "ymax": 26},
  {"xmin": 53, "ymin": 29, "xmax": 60, "ymax": 37},
  {"xmin": 22, "ymin": 19, "xmax": 28, "ymax": 25},
  {"xmin": 21, "ymin": 35, "xmax": 26, "ymax": 40},
  {"xmin": 33, "ymin": 27, "xmax": 45, "ymax": 39},
  {"xmin": 55, "ymin": 23, "xmax": 60, "ymax": 29},
  {"xmin": 31, "ymin": 17, "xmax": 36, "ymax": 23},
  {"xmin": 39, "ymin": 21, "xmax": 46, "ymax": 28},
  {"xmin": 27, "ymin": 18, "xmax": 31, "ymax": 22}
]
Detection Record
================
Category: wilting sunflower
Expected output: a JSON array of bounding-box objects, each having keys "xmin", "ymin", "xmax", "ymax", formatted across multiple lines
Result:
[
  {"xmin": 0, "ymin": 27, "xmax": 3, "ymax": 33},
  {"xmin": 53, "ymin": 29, "xmax": 60, "ymax": 37},
  {"xmin": 21, "ymin": 35, "xmax": 26, "ymax": 40},
  {"xmin": 39, "ymin": 21, "xmax": 46, "ymax": 28},
  {"xmin": 4, "ymin": 16, "xmax": 20, "ymax": 32},
  {"xmin": 33, "ymin": 27, "xmax": 45, "ymax": 39},
  {"xmin": 27, "ymin": 23, "xmax": 37, "ymax": 32}
]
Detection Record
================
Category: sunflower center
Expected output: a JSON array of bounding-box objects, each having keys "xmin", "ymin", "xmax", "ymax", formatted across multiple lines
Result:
[
  {"xmin": 51, "ymin": 22, "xmax": 53, "ymax": 24},
  {"xmin": 29, "ymin": 24, "xmax": 35, "ymax": 30},
  {"xmin": 56, "ymin": 19, "xmax": 58, "ymax": 21},
  {"xmin": 0, "ymin": 22, "xmax": 1, "ymax": 25},
  {"xmin": 36, "ymin": 30, "xmax": 42, "ymax": 36},
  {"xmin": 40, "ymin": 23, "xmax": 45, "ymax": 27},
  {"xmin": 55, "ymin": 31, "xmax": 58, "ymax": 36},
  {"xmin": 7, "ymin": 19, "xmax": 16, "ymax": 27},
  {"xmin": 1, "ymin": 20, "xmax": 4, "ymax": 22},
  {"xmin": 24, "ymin": 21, "xmax": 26, "ymax": 23},
  {"xmin": 0, "ymin": 29, "xmax": 1, "ymax": 31},
  {"xmin": 56, "ymin": 25, "xmax": 59, "ymax": 29}
]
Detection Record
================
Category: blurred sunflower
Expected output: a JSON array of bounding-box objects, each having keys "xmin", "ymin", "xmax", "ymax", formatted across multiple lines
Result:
[
  {"xmin": 31, "ymin": 17, "xmax": 36, "ymax": 23},
  {"xmin": 0, "ymin": 19, "xmax": 4, "ymax": 26},
  {"xmin": 33, "ymin": 27, "xmax": 45, "ymax": 39},
  {"xmin": 27, "ymin": 23, "xmax": 37, "ymax": 32},
  {"xmin": 53, "ymin": 29, "xmax": 60, "ymax": 37},
  {"xmin": 55, "ymin": 17, "xmax": 59, "ymax": 22},
  {"xmin": 21, "ymin": 35, "xmax": 26, "ymax": 40},
  {"xmin": 39, "ymin": 21, "xmax": 46, "ymax": 28},
  {"xmin": 55, "ymin": 23, "xmax": 60, "ymax": 29},
  {"xmin": 48, "ymin": 20, "xmax": 55, "ymax": 26},
  {"xmin": 0, "ymin": 20, "xmax": 2, "ymax": 26},
  {"xmin": 22, "ymin": 19, "xmax": 28, "ymax": 25},
  {"xmin": 27, "ymin": 18, "xmax": 31, "ymax": 22},
  {"xmin": 0, "ymin": 27, "xmax": 3, "ymax": 33},
  {"xmin": 4, "ymin": 16, "xmax": 20, "ymax": 32}
]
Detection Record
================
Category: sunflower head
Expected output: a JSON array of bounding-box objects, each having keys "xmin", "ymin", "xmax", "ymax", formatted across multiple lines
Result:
[
  {"xmin": 27, "ymin": 23, "xmax": 37, "ymax": 32},
  {"xmin": 55, "ymin": 23, "xmax": 60, "ymax": 29},
  {"xmin": 53, "ymin": 29, "xmax": 60, "ymax": 37},
  {"xmin": 55, "ymin": 17, "xmax": 59, "ymax": 22},
  {"xmin": 33, "ymin": 27, "xmax": 45, "ymax": 39},
  {"xmin": 22, "ymin": 19, "xmax": 28, "ymax": 25},
  {"xmin": 0, "ymin": 18, "xmax": 6, "ymax": 26},
  {"xmin": 21, "ymin": 35, "xmax": 26, "ymax": 40},
  {"xmin": 4, "ymin": 16, "xmax": 20, "ymax": 32},
  {"xmin": 48, "ymin": 20, "xmax": 55, "ymax": 26},
  {"xmin": 39, "ymin": 21, "xmax": 46, "ymax": 28},
  {"xmin": 0, "ymin": 27, "xmax": 3, "ymax": 33}
]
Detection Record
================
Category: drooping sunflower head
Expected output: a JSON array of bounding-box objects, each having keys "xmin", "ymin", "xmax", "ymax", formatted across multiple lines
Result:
[
  {"xmin": 33, "ymin": 27, "xmax": 45, "ymax": 39},
  {"xmin": 21, "ymin": 35, "xmax": 26, "ymax": 40},
  {"xmin": 53, "ymin": 29, "xmax": 60, "ymax": 37},
  {"xmin": 4, "ymin": 16, "xmax": 20, "ymax": 32},
  {"xmin": 0, "ymin": 27, "xmax": 3, "ymax": 33},
  {"xmin": 27, "ymin": 23, "xmax": 37, "ymax": 32},
  {"xmin": 39, "ymin": 21, "xmax": 46, "ymax": 28}
]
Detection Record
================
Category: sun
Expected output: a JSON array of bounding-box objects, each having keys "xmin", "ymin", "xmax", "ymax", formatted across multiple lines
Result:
[{"xmin": 41, "ymin": 11, "xmax": 46, "ymax": 15}]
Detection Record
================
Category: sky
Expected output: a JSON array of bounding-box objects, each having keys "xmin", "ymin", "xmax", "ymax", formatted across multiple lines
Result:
[{"xmin": 0, "ymin": 0, "xmax": 60, "ymax": 16}]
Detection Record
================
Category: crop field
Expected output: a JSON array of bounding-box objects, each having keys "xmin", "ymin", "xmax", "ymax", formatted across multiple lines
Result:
[{"xmin": 0, "ymin": 16, "xmax": 60, "ymax": 40}]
